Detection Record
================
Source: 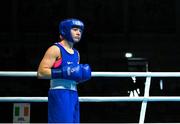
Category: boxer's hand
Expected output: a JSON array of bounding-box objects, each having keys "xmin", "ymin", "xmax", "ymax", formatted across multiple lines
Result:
[
  {"xmin": 51, "ymin": 64, "xmax": 82, "ymax": 81},
  {"xmin": 77, "ymin": 64, "xmax": 91, "ymax": 83},
  {"xmin": 51, "ymin": 64, "xmax": 91, "ymax": 83}
]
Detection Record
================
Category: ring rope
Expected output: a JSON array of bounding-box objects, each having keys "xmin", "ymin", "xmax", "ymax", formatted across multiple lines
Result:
[
  {"xmin": 0, "ymin": 96, "xmax": 180, "ymax": 102},
  {"xmin": 1, "ymin": 71, "xmax": 180, "ymax": 77}
]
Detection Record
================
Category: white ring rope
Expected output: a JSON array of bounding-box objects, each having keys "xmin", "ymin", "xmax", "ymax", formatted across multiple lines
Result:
[
  {"xmin": 1, "ymin": 71, "xmax": 180, "ymax": 77},
  {"xmin": 0, "ymin": 96, "xmax": 180, "ymax": 102},
  {"xmin": 92, "ymin": 72, "xmax": 180, "ymax": 77}
]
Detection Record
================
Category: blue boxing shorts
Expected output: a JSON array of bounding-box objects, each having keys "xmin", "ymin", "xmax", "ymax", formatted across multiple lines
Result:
[{"xmin": 48, "ymin": 89, "xmax": 80, "ymax": 123}]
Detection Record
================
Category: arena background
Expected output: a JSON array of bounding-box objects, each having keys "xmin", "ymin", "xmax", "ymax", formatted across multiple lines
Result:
[{"xmin": 0, "ymin": 0, "xmax": 178, "ymax": 123}]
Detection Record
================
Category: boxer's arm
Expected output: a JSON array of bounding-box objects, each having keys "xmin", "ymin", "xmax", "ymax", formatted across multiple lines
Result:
[{"xmin": 37, "ymin": 45, "xmax": 61, "ymax": 79}]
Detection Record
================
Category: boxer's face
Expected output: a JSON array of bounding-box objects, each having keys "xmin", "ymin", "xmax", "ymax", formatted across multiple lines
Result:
[{"xmin": 70, "ymin": 27, "xmax": 82, "ymax": 43}]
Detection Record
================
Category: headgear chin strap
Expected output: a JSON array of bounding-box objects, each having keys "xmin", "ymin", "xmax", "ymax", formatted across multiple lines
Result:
[{"xmin": 59, "ymin": 18, "xmax": 84, "ymax": 43}]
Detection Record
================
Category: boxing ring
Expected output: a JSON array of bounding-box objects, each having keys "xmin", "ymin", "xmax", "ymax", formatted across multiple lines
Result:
[{"xmin": 1, "ymin": 71, "xmax": 180, "ymax": 123}]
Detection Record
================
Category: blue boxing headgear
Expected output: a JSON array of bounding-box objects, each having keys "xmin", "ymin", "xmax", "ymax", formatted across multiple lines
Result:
[{"xmin": 59, "ymin": 18, "xmax": 84, "ymax": 43}]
